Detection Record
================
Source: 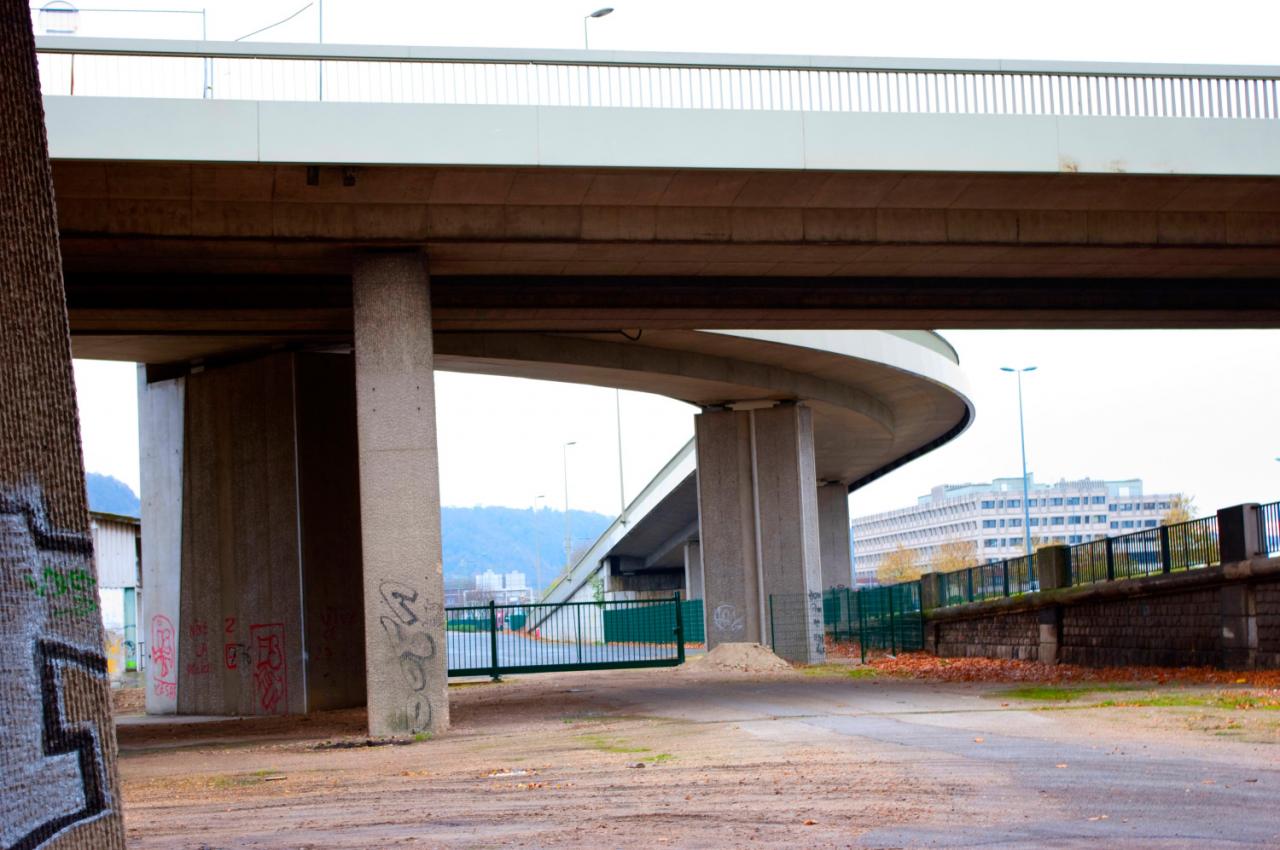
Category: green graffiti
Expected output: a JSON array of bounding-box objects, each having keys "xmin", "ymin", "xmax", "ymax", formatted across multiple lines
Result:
[{"xmin": 23, "ymin": 565, "xmax": 98, "ymax": 616}]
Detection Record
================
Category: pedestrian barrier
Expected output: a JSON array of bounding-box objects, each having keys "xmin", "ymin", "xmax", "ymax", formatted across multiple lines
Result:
[
  {"xmin": 445, "ymin": 594, "xmax": 687, "ymax": 679},
  {"xmin": 770, "ymin": 582, "xmax": 923, "ymax": 663}
]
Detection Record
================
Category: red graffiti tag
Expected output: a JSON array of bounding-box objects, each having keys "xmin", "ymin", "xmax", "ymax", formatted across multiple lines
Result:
[
  {"xmin": 149, "ymin": 614, "xmax": 176, "ymax": 697},
  {"xmin": 186, "ymin": 619, "xmax": 210, "ymax": 675},
  {"xmin": 250, "ymin": 623, "xmax": 288, "ymax": 715}
]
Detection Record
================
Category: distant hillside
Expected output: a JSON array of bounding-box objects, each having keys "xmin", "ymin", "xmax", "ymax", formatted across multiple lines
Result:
[
  {"xmin": 86, "ymin": 472, "xmax": 140, "ymax": 517},
  {"xmin": 78, "ymin": 478, "xmax": 609, "ymax": 586},
  {"xmin": 442, "ymin": 506, "xmax": 612, "ymax": 585}
]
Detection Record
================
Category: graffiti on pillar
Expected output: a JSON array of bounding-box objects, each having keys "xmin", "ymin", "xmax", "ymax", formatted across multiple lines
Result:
[
  {"xmin": 21, "ymin": 564, "xmax": 98, "ymax": 617},
  {"xmin": 808, "ymin": 591, "xmax": 827, "ymax": 659},
  {"xmin": 250, "ymin": 623, "xmax": 288, "ymax": 715},
  {"xmin": 318, "ymin": 604, "xmax": 359, "ymax": 662},
  {"xmin": 711, "ymin": 603, "xmax": 745, "ymax": 636},
  {"xmin": 1, "ymin": 489, "xmax": 114, "ymax": 849},
  {"xmin": 185, "ymin": 619, "xmax": 210, "ymax": 676},
  {"xmin": 378, "ymin": 580, "xmax": 438, "ymax": 731},
  {"xmin": 149, "ymin": 614, "xmax": 176, "ymax": 698}
]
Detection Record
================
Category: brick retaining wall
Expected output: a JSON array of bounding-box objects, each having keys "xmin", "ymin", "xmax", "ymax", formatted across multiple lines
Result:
[
  {"xmin": 927, "ymin": 570, "xmax": 1280, "ymax": 669},
  {"xmin": 1060, "ymin": 589, "xmax": 1220, "ymax": 667},
  {"xmin": 935, "ymin": 610, "xmax": 1039, "ymax": 660},
  {"xmin": 1257, "ymin": 583, "xmax": 1280, "ymax": 666}
]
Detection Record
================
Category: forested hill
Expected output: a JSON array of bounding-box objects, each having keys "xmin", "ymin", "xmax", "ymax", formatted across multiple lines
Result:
[
  {"xmin": 442, "ymin": 505, "xmax": 611, "ymax": 583},
  {"xmin": 82, "ymin": 473, "xmax": 608, "ymax": 584},
  {"xmin": 86, "ymin": 472, "xmax": 141, "ymax": 517}
]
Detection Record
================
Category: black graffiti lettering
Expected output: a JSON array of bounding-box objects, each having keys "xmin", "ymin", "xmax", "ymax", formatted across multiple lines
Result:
[
  {"xmin": 9, "ymin": 640, "xmax": 111, "ymax": 850},
  {"xmin": 379, "ymin": 580, "xmax": 421, "ymax": 626},
  {"xmin": 0, "ymin": 492, "xmax": 94, "ymax": 555}
]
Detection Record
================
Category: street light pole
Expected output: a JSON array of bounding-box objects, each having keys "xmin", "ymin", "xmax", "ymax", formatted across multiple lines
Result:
[
  {"xmin": 583, "ymin": 7, "xmax": 613, "ymax": 49},
  {"xmin": 1001, "ymin": 366, "xmax": 1037, "ymax": 561},
  {"xmin": 562, "ymin": 441, "xmax": 577, "ymax": 572},
  {"xmin": 533, "ymin": 494, "xmax": 546, "ymax": 597},
  {"xmin": 615, "ymin": 389, "xmax": 627, "ymax": 524}
]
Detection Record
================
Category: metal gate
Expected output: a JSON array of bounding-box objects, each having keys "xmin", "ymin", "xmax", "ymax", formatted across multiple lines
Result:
[{"xmin": 445, "ymin": 594, "xmax": 687, "ymax": 679}]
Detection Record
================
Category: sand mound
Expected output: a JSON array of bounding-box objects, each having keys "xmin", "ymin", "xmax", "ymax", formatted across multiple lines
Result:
[{"xmin": 689, "ymin": 642, "xmax": 793, "ymax": 673}]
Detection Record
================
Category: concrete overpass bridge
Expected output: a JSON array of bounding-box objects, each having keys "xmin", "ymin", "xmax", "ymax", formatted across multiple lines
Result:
[{"xmin": 35, "ymin": 37, "xmax": 1280, "ymax": 736}]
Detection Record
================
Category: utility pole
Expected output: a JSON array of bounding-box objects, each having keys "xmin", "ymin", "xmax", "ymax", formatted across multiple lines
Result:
[{"xmin": 562, "ymin": 441, "xmax": 576, "ymax": 572}]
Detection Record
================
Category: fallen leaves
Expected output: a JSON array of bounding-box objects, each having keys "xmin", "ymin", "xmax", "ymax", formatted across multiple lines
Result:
[{"xmin": 864, "ymin": 653, "xmax": 1280, "ymax": 688}]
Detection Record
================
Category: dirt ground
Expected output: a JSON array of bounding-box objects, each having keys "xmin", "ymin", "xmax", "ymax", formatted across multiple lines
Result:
[{"xmin": 115, "ymin": 655, "xmax": 1280, "ymax": 849}]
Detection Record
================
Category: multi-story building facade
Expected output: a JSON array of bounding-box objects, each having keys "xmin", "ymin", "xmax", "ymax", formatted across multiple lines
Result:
[{"xmin": 851, "ymin": 476, "xmax": 1181, "ymax": 586}]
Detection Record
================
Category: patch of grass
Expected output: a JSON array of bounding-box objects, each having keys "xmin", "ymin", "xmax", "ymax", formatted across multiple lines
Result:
[
  {"xmin": 578, "ymin": 734, "xmax": 650, "ymax": 754},
  {"xmin": 209, "ymin": 773, "xmax": 265, "ymax": 790},
  {"xmin": 802, "ymin": 663, "xmax": 878, "ymax": 679},
  {"xmin": 997, "ymin": 684, "xmax": 1138, "ymax": 702},
  {"xmin": 650, "ymin": 753, "xmax": 675, "ymax": 763},
  {"xmin": 1098, "ymin": 693, "xmax": 1280, "ymax": 711},
  {"xmin": 413, "ymin": 732, "xmax": 432, "ymax": 742},
  {"xmin": 562, "ymin": 713, "xmax": 610, "ymax": 725}
]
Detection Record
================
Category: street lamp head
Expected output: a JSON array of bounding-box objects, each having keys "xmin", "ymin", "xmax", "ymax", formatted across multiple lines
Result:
[
  {"xmin": 588, "ymin": 7, "xmax": 614, "ymax": 17},
  {"xmin": 1023, "ymin": 366, "xmax": 1038, "ymax": 372},
  {"xmin": 999, "ymin": 367, "xmax": 1015, "ymax": 372},
  {"xmin": 1000, "ymin": 366, "xmax": 1037, "ymax": 373},
  {"xmin": 564, "ymin": 440, "xmax": 577, "ymax": 447}
]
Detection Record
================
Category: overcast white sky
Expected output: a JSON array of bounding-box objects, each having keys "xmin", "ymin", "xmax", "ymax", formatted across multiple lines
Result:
[{"xmin": 61, "ymin": 0, "xmax": 1280, "ymax": 521}]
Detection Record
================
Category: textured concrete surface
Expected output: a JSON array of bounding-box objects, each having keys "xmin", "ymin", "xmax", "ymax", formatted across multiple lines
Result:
[
  {"xmin": 352, "ymin": 253, "xmax": 449, "ymax": 737},
  {"xmin": 817, "ymin": 481, "xmax": 853, "ymax": 590},
  {"xmin": 695, "ymin": 405, "xmax": 826, "ymax": 663},
  {"xmin": 178, "ymin": 355, "xmax": 305, "ymax": 717},
  {"xmin": 137, "ymin": 372, "xmax": 184, "ymax": 716},
  {"xmin": 293, "ymin": 354, "xmax": 367, "ymax": 712},
  {"xmin": 0, "ymin": 3, "xmax": 125, "ymax": 845}
]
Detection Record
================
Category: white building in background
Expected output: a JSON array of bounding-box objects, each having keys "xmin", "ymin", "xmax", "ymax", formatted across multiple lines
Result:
[
  {"xmin": 851, "ymin": 476, "xmax": 1181, "ymax": 586},
  {"xmin": 468, "ymin": 569, "xmax": 532, "ymax": 603},
  {"xmin": 90, "ymin": 511, "xmax": 142, "ymax": 678}
]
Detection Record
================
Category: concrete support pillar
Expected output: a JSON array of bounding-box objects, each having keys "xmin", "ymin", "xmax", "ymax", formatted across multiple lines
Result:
[
  {"xmin": 1037, "ymin": 606, "xmax": 1063, "ymax": 664},
  {"xmin": 353, "ymin": 253, "xmax": 448, "ymax": 737},
  {"xmin": 137, "ymin": 370, "xmax": 184, "ymax": 715},
  {"xmin": 1220, "ymin": 585, "xmax": 1258, "ymax": 670},
  {"xmin": 1035, "ymin": 545, "xmax": 1072, "ymax": 592},
  {"xmin": 683, "ymin": 540, "xmax": 704, "ymax": 600},
  {"xmin": 1217, "ymin": 503, "xmax": 1262, "ymax": 565},
  {"xmin": 694, "ymin": 403, "xmax": 825, "ymax": 663},
  {"xmin": 817, "ymin": 482, "xmax": 853, "ymax": 590}
]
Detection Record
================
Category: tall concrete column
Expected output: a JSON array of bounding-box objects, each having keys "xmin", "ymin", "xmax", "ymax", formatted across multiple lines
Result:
[
  {"xmin": 137, "ymin": 371, "xmax": 184, "ymax": 715},
  {"xmin": 353, "ymin": 253, "xmax": 448, "ymax": 737},
  {"xmin": 695, "ymin": 403, "xmax": 825, "ymax": 663},
  {"xmin": 683, "ymin": 540, "xmax": 704, "ymax": 600},
  {"xmin": 817, "ymin": 482, "xmax": 853, "ymax": 590}
]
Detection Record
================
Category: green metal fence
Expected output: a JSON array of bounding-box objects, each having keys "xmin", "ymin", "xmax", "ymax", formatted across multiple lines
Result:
[
  {"xmin": 604, "ymin": 598, "xmax": 704, "ymax": 644},
  {"xmin": 446, "ymin": 594, "xmax": 687, "ymax": 679},
  {"xmin": 771, "ymin": 583, "xmax": 923, "ymax": 663}
]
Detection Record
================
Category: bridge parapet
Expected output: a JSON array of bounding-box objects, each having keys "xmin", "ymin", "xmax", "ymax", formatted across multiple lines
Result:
[{"xmin": 35, "ymin": 36, "xmax": 1280, "ymax": 120}]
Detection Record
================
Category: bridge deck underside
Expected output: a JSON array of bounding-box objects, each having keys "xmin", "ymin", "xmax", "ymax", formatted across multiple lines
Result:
[{"xmin": 59, "ymin": 162, "xmax": 1280, "ymax": 362}]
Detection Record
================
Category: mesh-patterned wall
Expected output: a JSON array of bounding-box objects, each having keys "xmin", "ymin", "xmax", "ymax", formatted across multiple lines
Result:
[{"xmin": 0, "ymin": 2, "xmax": 127, "ymax": 847}]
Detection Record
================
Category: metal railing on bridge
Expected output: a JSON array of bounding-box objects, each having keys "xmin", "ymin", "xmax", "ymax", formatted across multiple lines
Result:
[
  {"xmin": 936, "ymin": 554, "xmax": 1037, "ymax": 606},
  {"xmin": 445, "ymin": 594, "xmax": 689, "ymax": 679},
  {"xmin": 34, "ymin": 37, "xmax": 1280, "ymax": 120},
  {"xmin": 1068, "ymin": 515, "xmax": 1219, "ymax": 586},
  {"xmin": 1260, "ymin": 501, "xmax": 1280, "ymax": 558}
]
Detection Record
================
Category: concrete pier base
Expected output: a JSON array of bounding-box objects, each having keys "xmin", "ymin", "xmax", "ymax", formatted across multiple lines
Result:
[
  {"xmin": 353, "ymin": 253, "xmax": 449, "ymax": 737},
  {"xmin": 695, "ymin": 403, "xmax": 826, "ymax": 663}
]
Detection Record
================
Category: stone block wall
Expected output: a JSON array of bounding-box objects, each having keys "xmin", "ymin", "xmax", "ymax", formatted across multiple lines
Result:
[
  {"xmin": 1256, "ymin": 582, "xmax": 1280, "ymax": 666},
  {"xmin": 935, "ymin": 610, "xmax": 1040, "ymax": 661},
  {"xmin": 1060, "ymin": 589, "xmax": 1221, "ymax": 667}
]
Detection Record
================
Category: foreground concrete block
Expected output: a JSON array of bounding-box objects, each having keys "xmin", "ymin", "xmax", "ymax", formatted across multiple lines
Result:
[
  {"xmin": 353, "ymin": 253, "xmax": 449, "ymax": 737},
  {"xmin": 0, "ymin": 5, "xmax": 125, "ymax": 845}
]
